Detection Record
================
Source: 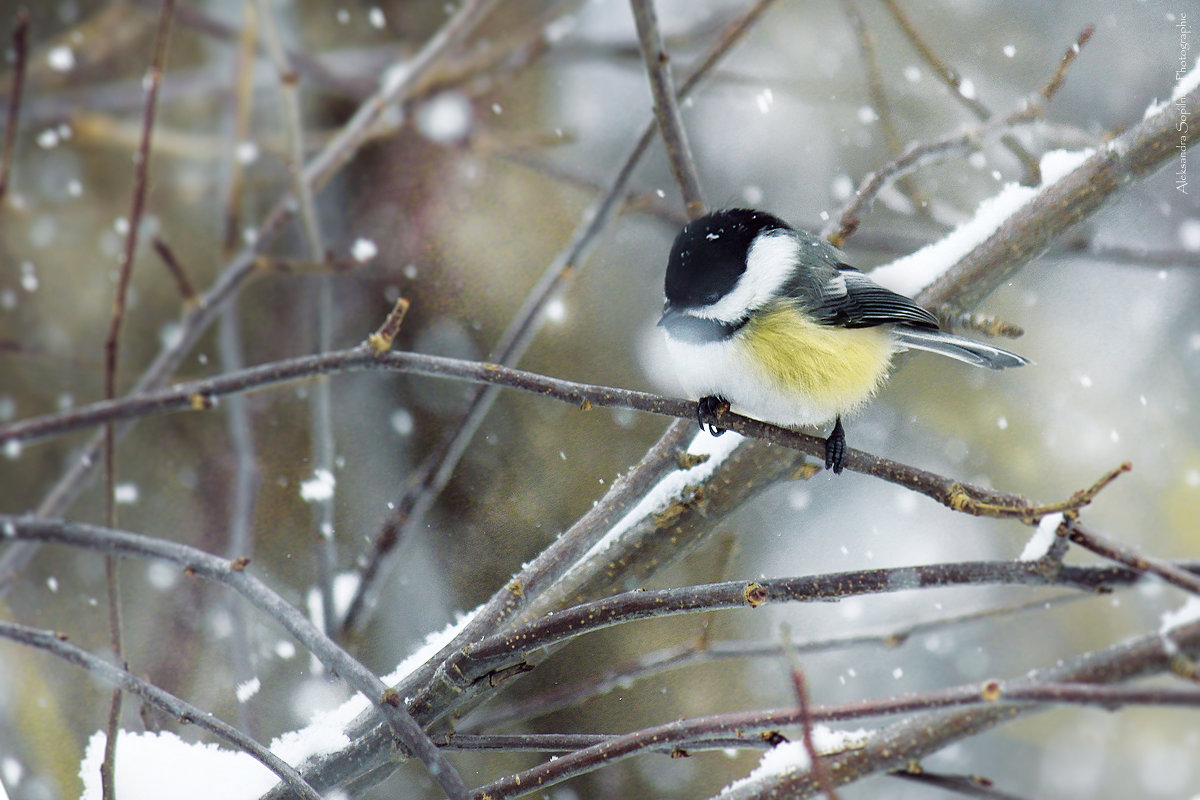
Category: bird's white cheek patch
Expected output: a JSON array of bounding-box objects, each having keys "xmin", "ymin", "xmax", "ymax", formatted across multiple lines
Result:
[{"xmin": 699, "ymin": 231, "xmax": 798, "ymax": 323}]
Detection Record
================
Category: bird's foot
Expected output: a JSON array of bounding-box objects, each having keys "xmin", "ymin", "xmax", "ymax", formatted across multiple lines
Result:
[
  {"xmin": 697, "ymin": 396, "xmax": 729, "ymax": 436},
  {"xmin": 824, "ymin": 416, "xmax": 846, "ymax": 474}
]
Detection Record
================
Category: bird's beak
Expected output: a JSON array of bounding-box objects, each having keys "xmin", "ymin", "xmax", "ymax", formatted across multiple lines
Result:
[{"xmin": 657, "ymin": 305, "xmax": 678, "ymax": 327}]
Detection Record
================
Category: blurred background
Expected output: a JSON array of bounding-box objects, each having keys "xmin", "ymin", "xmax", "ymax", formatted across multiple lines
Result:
[{"xmin": 0, "ymin": 0, "xmax": 1197, "ymax": 798}]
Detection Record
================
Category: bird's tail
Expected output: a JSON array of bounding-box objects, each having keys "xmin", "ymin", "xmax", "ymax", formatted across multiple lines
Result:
[{"xmin": 893, "ymin": 325, "xmax": 1031, "ymax": 370}]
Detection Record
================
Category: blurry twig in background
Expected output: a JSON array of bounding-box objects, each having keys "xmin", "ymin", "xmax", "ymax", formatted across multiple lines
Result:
[
  {"xmin": 150, "ymin": 236, "xmax": 197, "ymax": 304},
  {"xmin": 882, "ymin": 0, "xmax": 1046, "ymax": 185},
  {"xmin": 839, "ymin": 0, "xmax": 929, "ymax": 216},
  {"xmin": 0, "ymin": 8, "xmax": 29, "ymax": 204},
  {"xmin": 98, "ymin": 3, "xmax": 174, "ymax": 796},
  {"xmin": 471, "ymin": 616, "xmax": 1200, "ymax": 800},
  {"xmin": 825, "ymin": 25, "xmax": 1093, "ymax": 246},
  {"xmin": 215, "ymin": 1, "xmax": 261, "ymax": 739},
  {"xmin": 630, "ymin": 0, "xmax": 706, "ymax": 217},
  {"xmin": 220, "ymin": 3, "xmax": 258, "ymax": 255},
  {"xmin": 781, "ymin": 625, "xmax": 841, "ymax": 800},
  {"xmin": 720, "ymin": 617, "xmax": 1200, "ymax": 799},
  {"xmin": 889, "ymin": 770, "xmax": 1028, "ymax": 800},
  {"xmin": 466, "ymin": 593, "xmax": 1092, "ymax": 730},
  {"xmin": 824, "ymin": 105, "xmax": 1040, "ymax": 247},
  {"xmin": 254, "ymin": 0, "xmax": 339, "ymax": 641},
  {"xmin": 919, "ymin": 79, "xmax": 1200, "ymax": 311}
]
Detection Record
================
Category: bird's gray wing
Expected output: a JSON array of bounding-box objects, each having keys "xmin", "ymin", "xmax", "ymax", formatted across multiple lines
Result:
[{"xmin": 792, "ymin": 263, "xmax": 940, "ymax": 330}]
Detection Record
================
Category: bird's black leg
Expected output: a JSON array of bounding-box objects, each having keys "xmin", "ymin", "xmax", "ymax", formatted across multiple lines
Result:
[
  {"xmin": 697, "ymin": 395, "xmax": 727, "ymax": 436},
  {"xmin": 824, "ymin": 416, "xmax": 846, "ymax": 474}
]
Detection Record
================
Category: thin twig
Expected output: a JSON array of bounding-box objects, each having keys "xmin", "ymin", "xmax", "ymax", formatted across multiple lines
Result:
[
  {"xmin": 150, "ymin": 236, "xmax": 197, "ymax": 303},
  {"xmin": 629, "ymin": 0, "xmax": 706, "ymax": 217},
  {"xmin": 367, "ymin": 297, "xmax": 411, "ymax": 353},
  {"xmin": 919, "ymin": 79, "xmax": 1200, "ymax": 311},
  {"xmin": 840, "ymin": 0, "xmax": 927, "ymax": 213},
  {"xmin": 254, "ymin": 0, "xmax": 324, "ymax": 258},
  {"xmin": 1040, "ymin": 26, "xmax": 1095, "ymax": 103},
  {"xmin": 216, "ymin": 1, "xmax": 261, "ymax": 738},
  {"xmin": 0, "ymin": 8, "xmax": 30, "ymax": 204},
  {"xmin": 465, "ymin": 593, "xmax": 1092, "ymax": 730},
  {"xmin": 825, "ymin": 24, "xmax": 1094, "ymax": 245},
  {"xmin": 716, "ymin": 624, "xmax": 1200, "ymax": 798},
  {"xmin": 823, "ymin": 104, "xmax": 1040, "ymax": 245},
  {"xmin": 881, "ymin": 0, "xmax": 1042, "ymax": 183},
  {"xmin": 889, "ymin": 768, "xmax": 1036, "ymax": 799},
  {"xmin": 448, "ymin": 559, "xmax": 1162, "ymax": 683},
  {"xmin": 99, "ymin": 4, "xmax": 175, "ymax": 797},
  {"xmin": 220, "ymin": 2, "xmax": 257, "ymax": 255},
  {"xmin": 103, "ymin": 0, "xmax": 175, "ymax": 415},
  {"xmin": 469, "ymin": 664, "xmax": 1200, "ymax": 800},
  {"xmin": 939, "ymin": 310, "xmax": 1025, "ymax": 339},
  {"xmin": 1063, "ymin": 515, "xmax": 1200, "ymax": 597},
  {"xmin": 218, "ymin": 302, "xmax": 261, "ymax": 737},
  {"xmin": 0, "ymin": 620, "xmax": 324, "ymax": 800},
  {"xmin": 433, "ymin": 732, "xmax": 773, "ymax": 754},
  {"xmin": 128, "ymin": 0, "xmax": 364, "ymax": 98},
  {"xmin": 781, "ymin": 626, "xmax": 840, "ymax": 800},
  {"xmin": 255, "ymin": 0, "xmax": 339, "ymax": 641}
]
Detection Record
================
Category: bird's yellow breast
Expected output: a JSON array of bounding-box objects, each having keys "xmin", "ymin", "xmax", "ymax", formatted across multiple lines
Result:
[{"xmin": 739, "ymin": 302, "xmax": 896, "ymax": 415}]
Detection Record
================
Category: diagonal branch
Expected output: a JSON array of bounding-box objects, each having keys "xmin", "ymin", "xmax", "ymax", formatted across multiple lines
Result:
[{"xmin": 630, "ymin": 0, "xmax": 706, "ymax": 216}]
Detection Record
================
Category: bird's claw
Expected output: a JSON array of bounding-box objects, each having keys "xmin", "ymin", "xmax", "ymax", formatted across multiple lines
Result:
[
  {"xmin": 824, "ymin": 416, "xmax": 846, "ymax": 474},
  {"xmin": 697, "ymin": 396, "xmax": 728, "ymax": 436}
]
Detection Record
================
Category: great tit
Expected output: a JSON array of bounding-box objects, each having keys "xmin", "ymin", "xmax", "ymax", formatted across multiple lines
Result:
[{"xmin": 658, "ymin": 208, "xmax": 1029, "ymax": 474}]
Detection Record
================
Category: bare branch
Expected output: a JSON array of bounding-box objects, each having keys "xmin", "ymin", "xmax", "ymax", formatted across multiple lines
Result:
[
  {"xmin": 840, "ymin": 0, "xmax": 927, "ymax": 213},
  {"xmin": 0, "ymin": 347, "xmax": 1129, "ymax": 521},
  {"xmin": 451, "ymin": 560, "xmax": 1166, "ymax": 684},
  {"xmin": 99, "ymin": 4, "xmax": 175, "ymax": 795},
  {"xmin": 0, "ymin": 8, "xmax": 29, "ymax": 203},
  {"xmin": 715, "ymin": 619, "xmax": 1200, "ymax": 798},
  {"xmin": 1064, "ymin": 515, "xmax": 1200, "ymax": 597},
  {"xmin": 466, "ymin": 594, "xmax": 1093, "ymax": 730},
  {"xmin": 630, "ymin": 0, "xmax": 706, "ymax": 217},
  {"xmin": 151, "ymin": 235, "xmax": 197, "ymax": 303}
]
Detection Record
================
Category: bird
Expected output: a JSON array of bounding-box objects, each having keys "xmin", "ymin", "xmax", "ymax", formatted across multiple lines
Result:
[{"xmin": 657, "ymin": 208, "xmax": 1029, "ymax": 474}]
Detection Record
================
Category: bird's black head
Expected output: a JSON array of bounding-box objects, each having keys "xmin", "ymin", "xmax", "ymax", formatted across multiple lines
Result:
[{"xmin": 663, "ymin": 208, "xmax": 792, "ymax": 310}]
